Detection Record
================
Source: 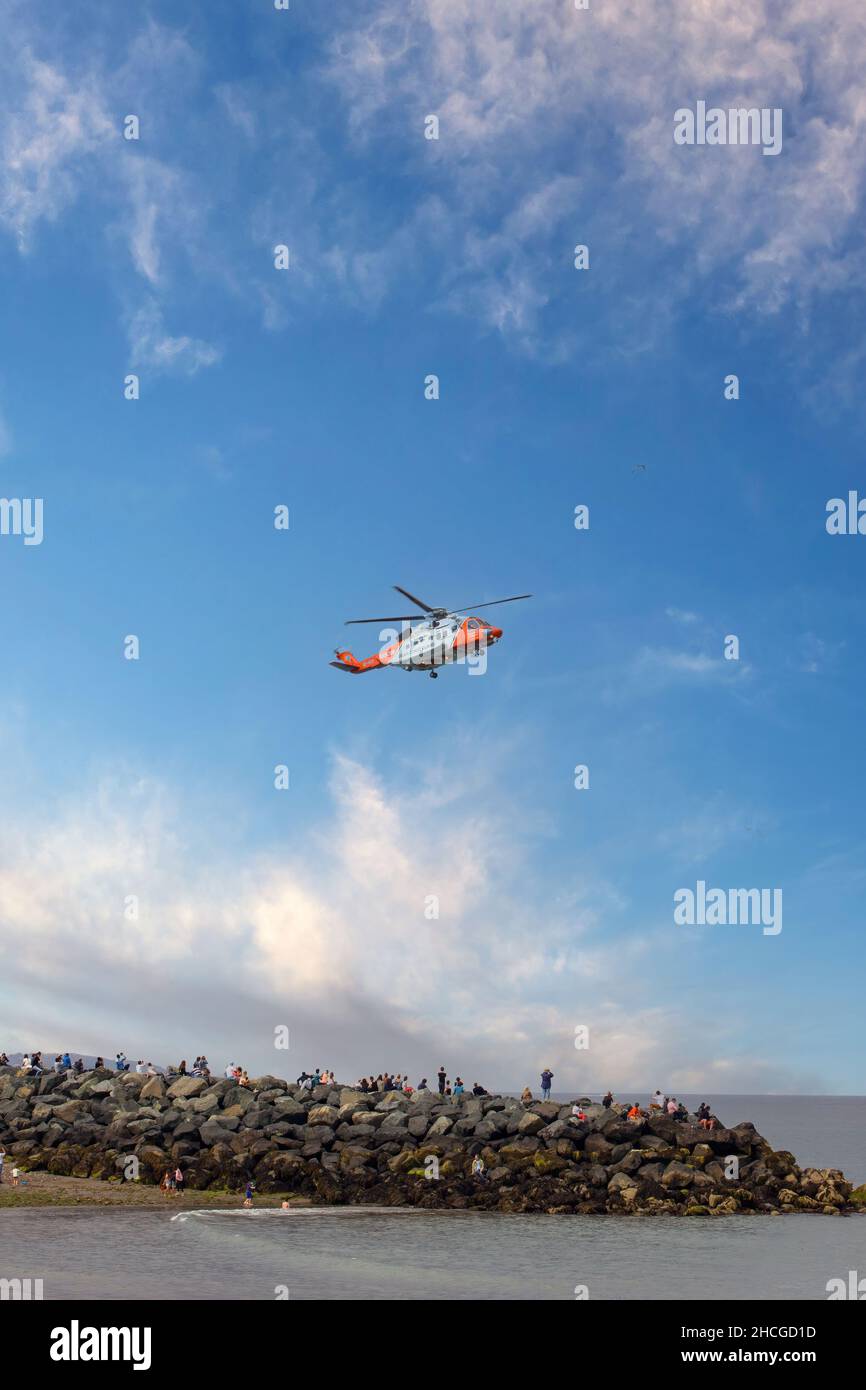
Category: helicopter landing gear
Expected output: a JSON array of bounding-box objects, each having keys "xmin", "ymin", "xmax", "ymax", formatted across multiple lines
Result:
[{"xmin": 429, "ymin": 670, "xmax": 438, "ymax": 679}]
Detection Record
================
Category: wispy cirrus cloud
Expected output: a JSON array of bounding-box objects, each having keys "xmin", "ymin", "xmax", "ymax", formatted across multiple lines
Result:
[
  {"xmin": 127, "ymin": 299, "xmax": 221, "ymax": 376},
  {"xmin": 324, "ymin": 0, "xmax": 866, "ymax": 359}
]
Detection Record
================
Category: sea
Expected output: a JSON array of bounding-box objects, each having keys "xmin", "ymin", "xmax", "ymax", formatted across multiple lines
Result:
[{"xmin": 2, "ymin": 1095, "xmax": 864, "ymax": 1300}]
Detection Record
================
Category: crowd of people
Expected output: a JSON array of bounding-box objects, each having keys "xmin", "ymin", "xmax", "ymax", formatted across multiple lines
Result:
[
  {"xmin": 1, "ymin": 1051, "xmax": 259, "ymax": 1086},
  {"xmin": 1, "ymin": 1052, "xmax": 719, "ymax": 1133},
  {"xmin": 350, "ymin": 1069, "xmax": 491, "ymax": 1097}
]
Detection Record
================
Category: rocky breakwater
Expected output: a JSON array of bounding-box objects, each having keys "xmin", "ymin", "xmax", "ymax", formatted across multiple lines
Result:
[{"xmin": 1, "ymin": 1066, "xmax": 863, "ymax": 1216}]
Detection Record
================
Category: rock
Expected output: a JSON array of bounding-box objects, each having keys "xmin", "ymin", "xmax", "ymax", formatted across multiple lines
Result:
[
  {"xmin": 583, "ymin": 1134, "xmax": 614, "ymax": 1161},
  {"xmin": 517, "ymin": 1112, "xmax": 545, "ymax": 1136},
  {"xmin": 308, "ymin": 1104, "xmax": 339, "ymax": 1127},
  {"xmin": 427, "ymin": 1115, "xmax": 453, "ymax": 1137},
  {"xmin": 167, "ymin": 1077, "xmax": 208, "ymax": 1099},
  {"xmin": 661, "ymin": 1161, "xmax": 695, "ymax": 1189},
  {"xmin": 139, "ymin": 1076, "xmax": 166, "ymax": 1103}
]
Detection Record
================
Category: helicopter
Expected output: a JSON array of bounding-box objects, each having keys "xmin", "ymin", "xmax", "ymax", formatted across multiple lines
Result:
[{"xmin": 331, "ymin": 585, "xmax": 532, "ymax": 678}]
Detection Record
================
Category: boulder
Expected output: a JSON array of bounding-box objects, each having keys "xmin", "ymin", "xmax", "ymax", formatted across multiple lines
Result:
[
  {"xmin": 139, "ymin": 1076, "xmax": 166, "ymax": 1103},
  {"xmin": 517, "ymin": 1112, "xmax": 546, "ymax": 1136},
  {"xmin": 308, "ymin": 1105, "xmax": 339, "ymax": 1127},
  {"xmin": 167, "ymin": 1077, "xmax": 208, "ymax": 1100},
  {"xmin": 661, "ymin": 1161, "xmax": 695, "ymax": 1189}
]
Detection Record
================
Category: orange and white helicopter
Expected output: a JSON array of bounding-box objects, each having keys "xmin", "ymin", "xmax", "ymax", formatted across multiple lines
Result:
[{"xmin": 331, "ymin": 585, "xmax": 532, "ymax": 678}]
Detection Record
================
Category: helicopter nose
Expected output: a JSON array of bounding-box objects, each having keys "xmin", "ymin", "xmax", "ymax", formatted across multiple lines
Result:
[{"xmin": 489, "ymin": 626, "xmax": 503, "ymax": 641}]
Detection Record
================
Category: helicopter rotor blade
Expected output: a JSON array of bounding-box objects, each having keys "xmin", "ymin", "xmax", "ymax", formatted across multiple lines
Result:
[
  {"xmin": 448, "ymin": 594, "xmax": 533, "ymax": 616},
  {"xmin": 393, "ymin": 585, "xmax": 437, "ymax": 613},
  {"xmin": 345, "ymin": 615, "xmax": 417, "ymax": 625}
]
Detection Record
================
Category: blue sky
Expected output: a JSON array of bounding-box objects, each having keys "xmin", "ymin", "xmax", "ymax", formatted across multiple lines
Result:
[{"xmin": 1, "ymin": 0, "xmax": 864, "ymax": 1092}]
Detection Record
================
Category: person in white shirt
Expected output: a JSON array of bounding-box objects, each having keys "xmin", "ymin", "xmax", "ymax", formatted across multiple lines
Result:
[
  {"xmin": 225, "ymin": 1064, "xmax": 235, "ymax": 1079},
  {"xmin": 650, "ymin": 1090, "xmax": 664, "ymax": 1112}
]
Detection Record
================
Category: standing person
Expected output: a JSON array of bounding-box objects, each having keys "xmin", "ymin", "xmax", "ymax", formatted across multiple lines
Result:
[
  {"xmin": 0, "ymin": 1144, "xmax": 5, "ymax": 1184},
  {"xmin": 453, "ymin": 1077, "xmax": 464, "ymax": 1096},
  {"xmin": 437, "ymin": 1066, "xmax": 447, "ymax": 1094},
  {"xmin": 602, "ymin": 1090, "xmax": 614, "ymax": 1109},
  {"xmin": 540, "ymin": 1068, "xmax": 554, "ymax": 1101},
  {"xmin": 243, "ymin": 1181, "xmax": 254, "ymax": 1209},
  {"xmin": 175, "ymin": 1166, "xmax": 184, "ymax": 1196}
]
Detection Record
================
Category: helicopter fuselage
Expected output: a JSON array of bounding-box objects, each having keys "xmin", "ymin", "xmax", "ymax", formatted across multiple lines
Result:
[{"xmin": 332, "ymin": 615, "xmax": 502, "ymax": 674}]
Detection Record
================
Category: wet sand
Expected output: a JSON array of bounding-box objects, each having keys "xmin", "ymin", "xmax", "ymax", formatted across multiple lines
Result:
[{"xmin": 0, "ymin": 1170, "xmax": 311, "ymax": 1209}]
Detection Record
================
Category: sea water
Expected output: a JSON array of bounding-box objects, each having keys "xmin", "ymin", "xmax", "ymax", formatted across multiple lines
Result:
[{"xmin": 2, "ymin": 1096, "xmax": 863, "ymax": 1301}]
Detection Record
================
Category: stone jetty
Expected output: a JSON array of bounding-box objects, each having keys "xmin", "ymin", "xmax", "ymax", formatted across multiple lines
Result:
[{"xmin": 1, "ymin": 1067, "xmax": 862, "ymax": 1215}]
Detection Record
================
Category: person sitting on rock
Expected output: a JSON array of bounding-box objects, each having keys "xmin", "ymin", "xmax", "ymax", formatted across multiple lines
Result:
[
  {"xmin": 571, "ymin": 1103, "xmax": 588, "ymax": 1123},
  {"xmin": 675, "ymin": 1101, "xmax": 688, "ymax": 1121},
  {"xmin": 650, "ymin": 1089, "xmax": 664, "ymax": 1112},
  {"xmin": 444, "ymin": 1081, "xmax": 452, "ymax": 1097},
  {"xmin": 472, "ymin": 1082, "xmax": 487, "ymax": 1096},
  {"xmin": 417, "ymin": 1078, "xmax": 429, "ymax": 1091},
  {"xmin": 666, "ymin": 1096, "xmax": 678, "ymax": 1115},
  {"xmin": 697, "ymin": 1102, "xmax": 717, "ymax": 1131},
  {"xmin": 73, "ymin": 1057, "xmax": 83, "ymax": 1075},
  {"xmin": 521, "ymin": 1086, "xmax": 533, "ymax": 1103},
  {"xmin": 627, "ymin": 1103, "xmax": 642, "ymax": 1122},
  {"xmin": 115, "ymin": 1052, "xmax": 128, "ymax": 1071},
  {"xmin": 471, "ymin": 1155, "xmax": 487, "ymax": 1180},
  {"xmin": 239, "ymin": 1070, "xmax": 251, "ymax": 1088}
]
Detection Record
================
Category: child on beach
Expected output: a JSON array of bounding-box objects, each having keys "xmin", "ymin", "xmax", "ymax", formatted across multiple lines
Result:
[{"xmin": 243, "ymin": 1181, "xmax": 255, "ymax": 1208}]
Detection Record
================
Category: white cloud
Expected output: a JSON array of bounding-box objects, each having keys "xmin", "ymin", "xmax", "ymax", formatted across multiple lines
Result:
[
  {"xmin": 0, "ymin": 754, "xmax": 821, "ymax": 1091},
  {"xmin": 127, "ymin": 299, "xmax": 221, "ymax": 376},
  {"xmin": 0, "ymin": 52, "xmax": 113, "ymax": 250},
  {"xmin": 325, "ymin": 0, "xmax": 866, "ymax": 345}
]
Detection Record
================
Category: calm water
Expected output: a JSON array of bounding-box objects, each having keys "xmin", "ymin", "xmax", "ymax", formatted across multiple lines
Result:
[{"xmin": 2, "ymin": 1096, "xmax": 864, "ymax": 1301}]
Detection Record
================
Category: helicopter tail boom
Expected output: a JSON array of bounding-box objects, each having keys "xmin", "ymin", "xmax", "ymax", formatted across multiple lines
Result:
[{"xmin": 330, "ymin": 649, "xmax": 385, "ymax": 674}]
